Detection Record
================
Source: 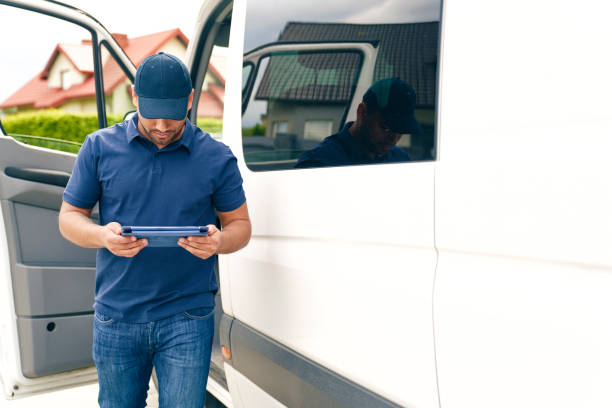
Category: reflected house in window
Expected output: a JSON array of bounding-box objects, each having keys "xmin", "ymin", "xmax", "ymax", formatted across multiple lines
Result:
[
  {"xmin": 250, "ymin": 21, "xmax": 439, "ymax": 161},
  {"xmin": 255, "ymin": 50, "xmax": 362, "ymax": 152},
  {"xmin": 0, "ymin": 29, "xmax": 227, "ymax": 120}
]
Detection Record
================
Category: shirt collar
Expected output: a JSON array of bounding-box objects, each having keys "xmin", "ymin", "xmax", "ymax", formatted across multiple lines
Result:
[{"xmin": 127, "ymin": 114, "xmax": 193, "ymax": 153}]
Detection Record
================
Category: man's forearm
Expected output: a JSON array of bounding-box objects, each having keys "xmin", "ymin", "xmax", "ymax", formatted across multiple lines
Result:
[
  {"xmin": 59, "ymin": 208, "xmax": 104, "ymax": 249},
  {"xmin": 217, "ymin": 219, "xmax": 251, "ymax": 254}
]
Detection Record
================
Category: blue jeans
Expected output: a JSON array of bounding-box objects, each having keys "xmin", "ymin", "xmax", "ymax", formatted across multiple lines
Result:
[{"xmin": 93, "ymin": 307, "xmax": 214, "ymax": 408}]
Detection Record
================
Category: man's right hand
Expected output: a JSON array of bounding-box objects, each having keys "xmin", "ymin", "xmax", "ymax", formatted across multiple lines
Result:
[{"xmin": 101, "ymin": 222, "xmax": 148, "ymax": 257}]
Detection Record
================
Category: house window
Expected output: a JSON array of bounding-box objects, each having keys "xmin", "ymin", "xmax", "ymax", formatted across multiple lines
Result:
[
  {"xmin": 304, "ymin": 120, "xmax": 332, "ymax": 141},
  {"xmin": 60, "ymin": 70, "xmax": 71, "ymax": 90},
  {"xmin": 272, "ymin": 121, "xmax": 288, "ymax": 137}
]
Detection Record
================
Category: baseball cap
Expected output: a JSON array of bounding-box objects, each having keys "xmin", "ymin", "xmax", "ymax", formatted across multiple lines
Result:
[
  {"xmin": 362, "ymin": 78, "xmax": 423, "ymax": 136},
  {"xmin": 134, "ymin": 52, "xmax": 192, "ymax": 121}
]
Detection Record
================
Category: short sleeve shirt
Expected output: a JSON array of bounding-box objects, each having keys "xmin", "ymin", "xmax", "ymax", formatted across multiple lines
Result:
[{"xmin": 63, "ymin": 115, "xmax": 246, "ymax": 322}]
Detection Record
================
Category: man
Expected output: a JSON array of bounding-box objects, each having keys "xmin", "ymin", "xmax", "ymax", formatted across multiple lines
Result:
[
  {"xmin": 295, "ymin": 78, "xmax": 423, "ymax": 168},
  {"xmin": 58, "ymin": 52, "xmax": 251, "ymax": 407}
]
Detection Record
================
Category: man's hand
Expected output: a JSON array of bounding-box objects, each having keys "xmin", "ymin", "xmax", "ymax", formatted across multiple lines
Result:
[
  {"xmin": 178, "ymin": 224, "xmax": 222, "ymax": 260},
  {"xmin": 102, "ymin": 222, "xmax": 148, "ymax": 257}
]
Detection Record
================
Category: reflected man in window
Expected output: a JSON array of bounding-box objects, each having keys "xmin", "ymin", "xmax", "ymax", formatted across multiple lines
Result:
[{"xmin": 295, "ymin": 78, "xmax": 422, "ymax": 168}]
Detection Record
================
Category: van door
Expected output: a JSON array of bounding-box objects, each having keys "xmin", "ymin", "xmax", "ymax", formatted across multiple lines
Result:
[{"xmin": 0, "ymin": 0, "xmax": 135, "ymax": 398}]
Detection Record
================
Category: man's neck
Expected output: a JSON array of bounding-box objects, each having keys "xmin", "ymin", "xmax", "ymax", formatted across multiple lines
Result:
[{"xmin": 348, "ymin": 122, "xmax": 377, "ymax": 160}]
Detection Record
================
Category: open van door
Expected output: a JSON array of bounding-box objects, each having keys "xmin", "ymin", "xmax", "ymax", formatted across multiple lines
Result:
[
  {"xmin": 0, "ymin": 0, "xmax": 237, "ymax": 403},
  {"xmin": 0, "ymin": 0, "xmax": 135, "ymax": 399}
]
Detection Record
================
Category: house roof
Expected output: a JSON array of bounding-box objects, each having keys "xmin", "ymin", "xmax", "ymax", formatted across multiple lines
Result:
[
  {"xmin": 255, "ymin": 51, "xmax": 362, "ymax": 103},
  {"xmin": 0, "ymin": 29, "xmax": 191, "ymax": 110},
  {"xmin": 255, "ymin": 21, "xmax": 439, "ymax": 107}
]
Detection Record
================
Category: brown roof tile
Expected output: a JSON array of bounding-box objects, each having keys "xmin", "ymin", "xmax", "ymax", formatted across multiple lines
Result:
[{"xmin": 257, "ymin": 21, "xmax": 439, "ymax": 107}]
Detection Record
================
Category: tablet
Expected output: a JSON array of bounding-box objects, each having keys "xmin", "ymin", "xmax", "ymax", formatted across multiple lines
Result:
[{"xmin": 121, "ymin": 226, "xmax": 209, "ymax": 247}]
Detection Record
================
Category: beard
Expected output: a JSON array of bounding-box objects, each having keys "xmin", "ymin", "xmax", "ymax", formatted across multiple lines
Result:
[{"xmin": 138, "ymin": 119, "xmax": 186, "ymax": 148}]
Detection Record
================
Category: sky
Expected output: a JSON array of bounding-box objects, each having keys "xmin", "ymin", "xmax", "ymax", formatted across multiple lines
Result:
[
  {"xmin": 0, "ymin": 0, "xmax": 440, "ymax": 104},
  {"xmin": 243, "ymin": 0, "xmax": 440, "ymax": 51}
]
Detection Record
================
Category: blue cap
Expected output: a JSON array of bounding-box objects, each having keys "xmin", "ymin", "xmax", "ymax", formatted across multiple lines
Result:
[
  {"xmin": 134, "ymin": 52, "xmax": 192, "ymax": 121},
  {"xmin": 363, "ymin": 78, "xmax": 423, "ymax": 136}
]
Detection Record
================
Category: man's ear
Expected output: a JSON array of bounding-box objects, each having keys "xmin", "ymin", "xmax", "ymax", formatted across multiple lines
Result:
[
  {"xmin": 356, "ymin": 102, "xmax": 367, "ymax": 121},
  {"xmin": 131, "ymin": 86, "xmax": 138, "ymax": 107},
  {"xmin": 187, "ymin": 89, "xmax": 195, "ymax": 111}
]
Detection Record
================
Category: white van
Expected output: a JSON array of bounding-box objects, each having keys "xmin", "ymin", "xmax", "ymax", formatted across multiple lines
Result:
[{"xmin": 0, "ymin": 0, "xmax": 611, "ymax": 407}]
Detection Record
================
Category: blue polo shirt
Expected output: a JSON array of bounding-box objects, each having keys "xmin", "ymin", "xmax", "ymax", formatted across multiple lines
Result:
[
  {"xmin": 295, "ymin": 122, "xmax": 410, "ymax": 168},
  {"xmin": 63, "ymin": 115, "xmax": 246, "ymax": 322}
]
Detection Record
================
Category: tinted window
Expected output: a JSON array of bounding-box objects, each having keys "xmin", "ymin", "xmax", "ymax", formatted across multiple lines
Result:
[
  {"xmin": 243, "ymin": 50, "xmax": 363, "ymax": 171},
  {"xmin": 242, "ymin": 0, "xmax": 441, "ymax": 171}
]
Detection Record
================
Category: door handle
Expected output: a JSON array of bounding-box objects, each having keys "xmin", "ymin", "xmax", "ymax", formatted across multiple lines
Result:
[{"xmin": 5, "ymin": 167, "xmax": 70, "ymax": 188}]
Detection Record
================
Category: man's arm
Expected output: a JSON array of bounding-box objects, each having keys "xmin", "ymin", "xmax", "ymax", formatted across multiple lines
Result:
[
  {"xmin": 178, "ymin": 202, "xmax": 251, "ymax": 260},
  {"xmin": 59, "ymin": 201, "xmax": 148, "ymax": 257}
]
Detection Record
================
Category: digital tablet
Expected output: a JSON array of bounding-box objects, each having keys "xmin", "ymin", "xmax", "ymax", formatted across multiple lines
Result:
[{"xmin": 121, "ymin": 226, "xmax": 209, "ymax": 247}]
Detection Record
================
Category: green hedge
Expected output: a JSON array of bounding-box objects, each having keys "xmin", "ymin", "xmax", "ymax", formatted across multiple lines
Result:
[
  {"xmin": 196, "ymin": 117, "xmax": 223, "ymax": 134},
  {"xmin": 2, "ymin": 109, "xmax": 123, "ymax": 144},
  {"xmin": 2, "ymin": 110, "xmax": 224, "ymax": 153},
  {"xmin": 242, "ymin": 123, "xmax": 266, "ymax": 136}
]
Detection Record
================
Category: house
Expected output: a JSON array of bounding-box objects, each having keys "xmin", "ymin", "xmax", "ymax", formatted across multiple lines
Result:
[
  {"xmin": 0, "ymin": 29, "xmax": 226, "ymax": 119},
  {"xmin": 251, "ymin": 21, "xmax": 438, "ymax": 158}
]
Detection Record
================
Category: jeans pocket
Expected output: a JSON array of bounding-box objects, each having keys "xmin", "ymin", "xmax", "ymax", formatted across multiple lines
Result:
[
  {"xmin": 94, "ymin": 311, "xmax": 115, "ymax": 325},
  {"xmin": 182, "ymin": 306, "xmax": 214, "ymax": 320}
]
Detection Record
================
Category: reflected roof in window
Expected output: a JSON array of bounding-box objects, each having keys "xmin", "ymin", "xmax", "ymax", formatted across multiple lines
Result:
[{"xmin": 274, "ymin": 21, "xmax": 439, "ymax": 107}]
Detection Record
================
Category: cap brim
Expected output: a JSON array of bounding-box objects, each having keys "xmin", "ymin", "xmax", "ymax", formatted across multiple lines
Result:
[
  {"xmin": 138, "ymin": 95, "xmax": 189, "ymax": 121},
  {"xmin": 387, "ymin": 113, "xmax": 424, "ymax": 136}
]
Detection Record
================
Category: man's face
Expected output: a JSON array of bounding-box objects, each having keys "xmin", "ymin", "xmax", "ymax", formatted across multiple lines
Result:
[
  {"xmin": 131, "ymin": 87, "xmax": 193, "ymax": 149},
  {"xmin": 137, "ymin": 116, "xmax": 186, "ymax": 149},
  {"xmin": 360, "ymin": 108, "xmax": 402, "ymax": 157}
]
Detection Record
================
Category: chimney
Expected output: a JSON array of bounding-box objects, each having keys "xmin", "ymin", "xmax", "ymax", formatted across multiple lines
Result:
[{"xmin": 112, "ymin": 33, "xmax": 129, "ymax": 49}]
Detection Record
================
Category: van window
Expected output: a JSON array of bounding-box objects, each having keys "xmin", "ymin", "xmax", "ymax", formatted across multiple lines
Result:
[
  {"xmin": 0, "ymin": 7, "xmax": 98, "ymax": 153},
  {"xmin": 242, "ymin": 0, "xmax": 441, "ymax": 171}
]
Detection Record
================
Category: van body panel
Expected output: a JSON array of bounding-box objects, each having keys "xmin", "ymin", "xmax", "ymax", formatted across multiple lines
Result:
[
  {"xmin": 225, "ymin": 158, "xmax": 438, "ymax": 407},
  {"xmin": 434, "ymin": 0, "xmax": 612, "ymax": 406}
]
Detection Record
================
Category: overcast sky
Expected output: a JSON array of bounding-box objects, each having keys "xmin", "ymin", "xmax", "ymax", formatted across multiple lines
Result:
[
  {"xmin": 0, "ymin": 0, "xmax": 440, "ymax": 104},
  {"xmin": 244, "ymin": 0, "xmax": 440, "ymax": 51}
]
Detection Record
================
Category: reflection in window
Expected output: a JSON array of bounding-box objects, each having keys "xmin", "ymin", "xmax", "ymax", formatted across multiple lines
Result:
[
  {"xmin": 242, "ymin": 64, "xmax": 253, "ymax": 94},
  {"xmin": 241, "ymin": 0, "xmax": 441, "ymax": 171},
  {"xmin": 304, "ymin": 120, "xmax": 332, "ymax": 141},
  {"xmin": 242, "ymin": 51, "xmax": 363, "ymax": 171},
  {"xmin": 272, "ymin": 121, "xmax": 288, "ymax": 137}
]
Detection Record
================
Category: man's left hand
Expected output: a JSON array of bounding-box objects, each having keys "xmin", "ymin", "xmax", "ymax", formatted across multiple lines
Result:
[{"xmin": 178, "ymin": 224, "xmax": 222, "ymax": 260}]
